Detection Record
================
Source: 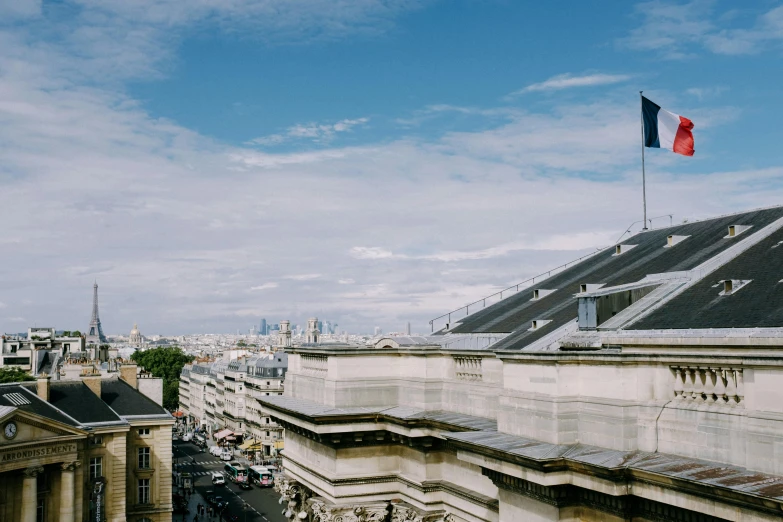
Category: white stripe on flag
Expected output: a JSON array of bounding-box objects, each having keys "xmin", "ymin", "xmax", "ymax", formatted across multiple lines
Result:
[{"xmin": 657, "ymin": 108, "xmax": 681, "ymax": 151}]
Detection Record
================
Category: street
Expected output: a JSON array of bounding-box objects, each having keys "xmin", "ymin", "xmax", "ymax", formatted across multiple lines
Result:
[{"xmin": 173, "ymin": 440, "xmax": 287, "ymax": 522}]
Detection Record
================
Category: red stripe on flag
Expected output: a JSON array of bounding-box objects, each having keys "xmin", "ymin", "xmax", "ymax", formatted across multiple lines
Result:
[{"xmin": 673, "ymin": 115, "xmax": 694, "ymax": 156}]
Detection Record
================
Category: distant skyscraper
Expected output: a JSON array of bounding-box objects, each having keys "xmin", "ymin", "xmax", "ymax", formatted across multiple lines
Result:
[
  {"xmin": 86, "ymin": 282, "xmax": 107, "ymax": 345},
  {"xmin": 406, "ymin": 322, "xmax": 411, "ymax": 336},
  {"xmin": 374, "ymin": 326, "xmax": 382, "ymax": 336},
  {"xmin": 317, "ymin": 320, "xmax": 323, "ymax": 333},
  {"xmin": 260, "ymin": 318, "xmax": 267, "ymax": 335}
]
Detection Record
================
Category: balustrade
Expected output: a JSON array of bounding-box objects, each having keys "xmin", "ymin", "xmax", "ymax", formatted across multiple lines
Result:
[
  {"xmin": 672, "ymin": 366, "xmax": 743, "ymax": 406},
  {"xmin": 301, "ymin": 355, "xmax": 328, "ymax": 376},
  {"xmin": 454, "ymin": 356, "xmax": 483, "ymax": 381}
]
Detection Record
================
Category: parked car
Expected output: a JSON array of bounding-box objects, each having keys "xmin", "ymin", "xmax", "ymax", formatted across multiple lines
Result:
[
  {"xmin": 220, "ymin": 448, "xmax": 232, "ymax": 461},
  {"xmin": 182, "ymin": 432, "xmax": 192, "ymax": 442},
  {"xmin": 171, "ymin": 432, "xmax": 178, "ymax": 441},
  {"xmin": 210, "ymin": 445, "xmax": 223, "ymax": 457}
]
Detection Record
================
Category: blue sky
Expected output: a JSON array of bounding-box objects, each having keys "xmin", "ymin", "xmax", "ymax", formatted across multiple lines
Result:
[{"xmin": 1, "ymin": 0, "xmax": 783, "ymax": 335}]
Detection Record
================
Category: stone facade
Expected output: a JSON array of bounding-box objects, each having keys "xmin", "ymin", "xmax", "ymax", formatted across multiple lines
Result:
[
  {"xmin": 259, "ymin": 208, "xmax": 783, "ymax": 522},
  {"xmin": 0, "ymin": 371, "xmax": 174, "ymax": 522}
]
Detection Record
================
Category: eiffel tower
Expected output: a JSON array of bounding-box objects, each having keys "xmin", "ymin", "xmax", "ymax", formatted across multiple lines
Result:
[{"xmin": 86, "ymin": 282, "xmax": 107, "ymax": 345}]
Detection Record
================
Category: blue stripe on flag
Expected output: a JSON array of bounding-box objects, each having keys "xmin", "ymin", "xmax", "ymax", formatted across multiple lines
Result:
[{"xmin": 641, "ymin": 96, "xmax": 661, "ymax": 148}]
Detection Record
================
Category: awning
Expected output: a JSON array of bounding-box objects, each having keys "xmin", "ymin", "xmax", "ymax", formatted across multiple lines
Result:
[
  {"xmin": 172, "ymin": 411, "xmax": 185, "ymax": 418},
  {"xmin": 226, "ymin": 436, "xmax": 236, "ymax": 441},
  {"xmin": 239, "ymin": 440, "xmax": 257, "ymax": 450},
  {"xmin": 213, "ymin": 429, "xmax": 234, "ymax": 440}
]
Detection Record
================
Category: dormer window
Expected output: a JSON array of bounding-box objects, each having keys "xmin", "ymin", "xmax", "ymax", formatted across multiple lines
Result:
[
  {"xmin": 532, "ymin": 289, "xmax": 556, "ymax": 301},
  {"xmin": 665, "ymin": 235, "xmax": 689, "ymax": 248},
  {"xmin": 726, "ymin": 225, "xmax": 752, "ymax": 238},
  {"xmin": 614, "ymin": 244, "xmax": 637, "ymax": 256},
  {"xmin": 718, "ymin": 279, "xmax": 751, "ymax": 295}
]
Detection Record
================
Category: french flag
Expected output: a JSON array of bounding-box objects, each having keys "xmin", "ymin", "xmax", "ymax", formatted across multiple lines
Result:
[{"xmin": 642, "ymin": 96, "xmax": 694, "ymax": 156}]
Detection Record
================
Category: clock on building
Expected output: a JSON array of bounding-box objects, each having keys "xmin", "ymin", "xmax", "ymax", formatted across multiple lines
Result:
[{"xmin": 3, "ymin": 421, "xmax": 17, "ymax": 440}]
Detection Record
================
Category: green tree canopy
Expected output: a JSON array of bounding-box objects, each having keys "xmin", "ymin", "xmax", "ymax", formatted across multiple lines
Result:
[
  {"xmin": 0, "ymin": 367, "xmax": 35, "ymax": 383},
  {"xmin": 130, "ymin": 346, "xmax": 194, "ymax": 410}
]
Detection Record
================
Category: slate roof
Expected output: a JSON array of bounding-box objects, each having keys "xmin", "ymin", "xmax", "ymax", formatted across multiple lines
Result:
[
  {"xmin": 45, "ymin": 381, "xmax": 124, "ymax": 424},
  {"xmin": 258, "ymin": 395, "xmax": 496, "ymax": 431},
  {"xmin": 100, "ymin": 376, "xmax": 169, "ymax": 417},
  {"xmin": 442, "ymin": 206, "xmax": 783, "ymax": 350},
  {"xmin": 630, "ymin": 225, "xmax": 783, "ymax": 329},
  {"xmin": 446, "ymin": 431, "xmax": 783, "ymax": 504},
  {"xmin": 0, "ymin": 384, "xmax": 80, "ymax": 428}
]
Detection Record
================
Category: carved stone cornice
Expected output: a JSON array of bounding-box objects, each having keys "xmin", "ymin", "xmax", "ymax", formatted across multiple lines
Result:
[{"xmin": 275, "ymin": 476, "xmax": 313, "ymax": 520}]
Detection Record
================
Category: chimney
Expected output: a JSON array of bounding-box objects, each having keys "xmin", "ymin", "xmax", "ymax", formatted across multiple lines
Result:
[
  {"xmin": 37, "ymin": 374, "xmax": 50, "ymax": 402},
  {"xmin": 723, "ymin": 279, "xmax": 734, "ymax": 295},
  {"xmin": 81, "ymin": 367, "xmax": 102, "ymax": 398},
  {"xmin": 120, "ymin": 364, "xmax": 138, "ymax": 389}
]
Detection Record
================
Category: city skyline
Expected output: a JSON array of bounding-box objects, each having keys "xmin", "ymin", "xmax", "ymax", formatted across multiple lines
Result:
[{"xmin": 3, "ymin": 1, "xmax": 783, "ymax": 333}]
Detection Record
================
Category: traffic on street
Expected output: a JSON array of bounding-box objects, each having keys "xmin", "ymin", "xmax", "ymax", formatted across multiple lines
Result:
[{"xmin": 173, "ymin": 440, "xmax": 287, "ymax": 522}]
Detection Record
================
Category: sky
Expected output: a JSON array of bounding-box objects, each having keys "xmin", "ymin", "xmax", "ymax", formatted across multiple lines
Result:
[{"xmin": 1, "ymin": 0, "xmax": 783, "ymax": 335}]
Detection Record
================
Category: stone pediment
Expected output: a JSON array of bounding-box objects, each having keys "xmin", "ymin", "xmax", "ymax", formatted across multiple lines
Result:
[{"xmin": 0, "ymin": 407, "xmax": 87, "ymax": 447}]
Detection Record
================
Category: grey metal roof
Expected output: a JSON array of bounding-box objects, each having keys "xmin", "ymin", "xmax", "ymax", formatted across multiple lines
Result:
[
  {"xmin": 443, "ymin": 207, "xmax": 783, "ymax": 350},
  {"xmin": 46, "ymin": 381, "xmax": 124, "ymax": 425},
  {"xmin": 1, "ymin": 384, "xmax": 80, "ymax": 428},
  {"xmin": 100, "ymin": 376, "xmax": 169, "ymax": 417}
]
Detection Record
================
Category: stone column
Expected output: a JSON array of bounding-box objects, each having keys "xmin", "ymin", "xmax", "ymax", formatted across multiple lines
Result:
[
  {"xmin": 60, "ymin": 461, "xmax": 80, "ymax": 522},
  {"xmin": 21, "ymin": 466, "xmax": 44, "ymax": 522}
]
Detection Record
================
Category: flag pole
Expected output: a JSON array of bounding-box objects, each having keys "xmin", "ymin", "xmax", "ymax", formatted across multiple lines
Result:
[{"xmin": 640, "ymin": 91, "xmax": 648, "ymax": 230}]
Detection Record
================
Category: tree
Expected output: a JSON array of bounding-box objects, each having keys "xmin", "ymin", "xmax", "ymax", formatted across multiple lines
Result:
[
  {"xmin": 0, "ymin": 367, "xmax": 35, "ymax": 383},
  {"xmin": 131, "ymin": 346, "xmax": 194, "ymax": 410}
]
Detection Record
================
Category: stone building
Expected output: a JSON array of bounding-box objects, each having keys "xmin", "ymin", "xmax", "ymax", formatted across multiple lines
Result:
[
  {"xmin": 0, "ymin": 328, "xmax": 85, "ymax": 375},
  {"xmin": 260, "ymin": 206, "xmax": 783, "ymax": 522},
  {"xmin": 0, "ymin": 365, "xmax": 174, "ymax": 522},
  {"xmin": 179, "ymin": 352, "xmax": 287, "ymax": 458}
]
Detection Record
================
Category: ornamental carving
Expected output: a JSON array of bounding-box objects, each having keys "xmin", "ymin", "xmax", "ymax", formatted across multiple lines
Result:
[
  {"xmin": 309, "ymin": 498, "xmax": 390, "ymax": 522},
  {"xmin": 22, "ymin": 466, "xmax": 44, "ymax": 478},
  {"xmin": 275, "ymin": 476, "xmax": 312, "ymax": 520},
  {"xmin": 391, "ymin": 502, "xmax": 448, "ymax": 522},
  {"xmin": 60, "ymin": 461, "xmax": 82, "ymax": 472}
]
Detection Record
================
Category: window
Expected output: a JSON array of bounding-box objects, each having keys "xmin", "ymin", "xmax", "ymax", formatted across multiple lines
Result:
[
  {"xmin": 265, "ymin": 431, "xmax": 270, "ymax": 437},
  {"xmin": 91, "ymin": 436, "xmax": 103, "ymax": 446},
  {"xmin": 138, "ymin": 428, "xmax": 150, "ymax": 436},
  {"xmin": 37, "ymin": 498, "xmax": 45, "ymax": 522},
  {"xmin": 266, "ymin": 381, "xmax": 270, "ymax": 386},
  {"xmin": 138, "ymin": 478, "xmax": 151, "ymax": 504},
  {"xmin": 89, "ymin": 457, "xmax": 103, "ymax": 479},
  {"xmin": 138, "ymin": 447, "xmax": 151, "ymax": 469}
]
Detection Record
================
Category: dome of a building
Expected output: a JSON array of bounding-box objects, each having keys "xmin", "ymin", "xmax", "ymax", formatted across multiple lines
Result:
[{"xmin": 129, "ymin": 323, "xmax": 143, "ymax": 346}]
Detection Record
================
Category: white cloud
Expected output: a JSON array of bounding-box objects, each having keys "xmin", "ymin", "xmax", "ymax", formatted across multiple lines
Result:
[
  {"xmin": 0, "ymin": 0, "xmax": 779, "ymax": 335},
  {"xmin": 622, "ymin": 2, "xmax": 783, "ymax": 58},
  {"xmin": 250, "ymin": 283, "xmax": 278, "ymax": 291},
  {"xmin": 349, "ymin": 247, "xmax": 396, "ymax": 260},
  {"xmin": 283, "ymin": 274, "xmax": 321, "ymax": 281},
  {"xmin": 510, "ymin": 73, "xmax": 631, "ymax": 95},
  {"xmin": 249, "ymin": 117, "xmax": 369, "ymax": 146}
]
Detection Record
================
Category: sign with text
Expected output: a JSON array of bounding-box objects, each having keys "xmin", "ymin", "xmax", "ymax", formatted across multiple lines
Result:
[{"xmin": 0, "ymin": 443, "xmax": 77, "ymax": 463}]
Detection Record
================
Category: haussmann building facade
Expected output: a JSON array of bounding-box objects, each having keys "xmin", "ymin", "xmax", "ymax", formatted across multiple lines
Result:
[{"xmin": 259, "ymin": 206, "xmax": 783, "ymax": 522}]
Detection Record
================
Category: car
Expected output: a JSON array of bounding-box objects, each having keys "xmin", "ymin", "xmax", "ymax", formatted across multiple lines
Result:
[
  {"xmin": 212, "ymin": 473, "xmax": 226, "ymax": 486},
  {"xmin": 207, "ymin": 495, "xmax": 228, "ymax": 510},
  {"xmin": 210, "ymin": 446, "xmax": 222, "ymax": 457},
  {"xmin": 220, "ymin": 448, "xmax": 232, "ymax": 461},
  {"xmin": 182, "ymin": 432, "xmax": 192, "ymax": 442},
  {"xmin": 238, "ymin": 482, "xmax": 252, "ymax": 490},
  {"xmin": 172, "ymin": 432, "xmax": 178, "ymax": 441}
]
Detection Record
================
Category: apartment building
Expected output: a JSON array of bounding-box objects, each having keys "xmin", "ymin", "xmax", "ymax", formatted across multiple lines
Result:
[{"xmin": 179, "ymin": 352, "xmax": 287, "ymax": 459}]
